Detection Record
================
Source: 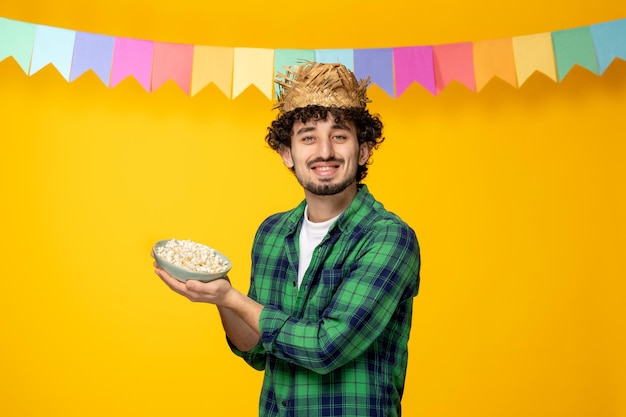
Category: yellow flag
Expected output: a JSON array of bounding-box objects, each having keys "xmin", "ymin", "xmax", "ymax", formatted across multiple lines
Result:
[
  {"xmin": 512, "ymin": 33, "xmax": 557, "ymax": 86},
  {"xmin": 191, "ymin": 46, "xmax": 234, "ymax": 97}
]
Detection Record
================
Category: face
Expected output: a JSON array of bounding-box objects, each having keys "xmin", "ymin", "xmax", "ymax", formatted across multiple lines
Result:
[{"xmin": 280, "ymin": 114, "xmax": 371, "ymax": 197}]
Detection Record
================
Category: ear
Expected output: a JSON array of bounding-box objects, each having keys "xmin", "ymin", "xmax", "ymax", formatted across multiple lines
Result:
[
  {"xmin": 279, "ymin": 145, "xmax": 294, "ymax": 168},
  {"xmin": 358, "ymin": 142, "xmax": 372, "ymax": 166}
]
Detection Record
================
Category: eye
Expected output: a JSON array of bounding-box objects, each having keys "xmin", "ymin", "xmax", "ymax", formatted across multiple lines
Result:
[
  {"xmin": 332, "ymin": 134, "xmax": 347, "ymax": 141},
  {"xmin": 301, "ymin": 135, "xmax": 315, "ymax": 143}
]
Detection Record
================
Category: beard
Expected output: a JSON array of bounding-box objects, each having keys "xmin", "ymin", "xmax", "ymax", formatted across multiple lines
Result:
[
  {"xmin": 299, "ymin": 176, "xmax": 357, "ymax": 196},
  {"xmin": 293, "ymin": 158, "xmax": 358, "ymax": 196}
]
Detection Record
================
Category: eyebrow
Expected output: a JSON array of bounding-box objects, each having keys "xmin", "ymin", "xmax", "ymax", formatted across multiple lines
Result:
[
  {"xmin": 295, "ymin": 123, "xmax": 353, "ymax": 135},
  {"xmin": 295, "ymin": 126, "xmax": 316, "ymax": 135}
]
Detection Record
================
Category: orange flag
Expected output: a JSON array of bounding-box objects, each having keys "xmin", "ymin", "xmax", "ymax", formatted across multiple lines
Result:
[
  {"xmin": 473, "ymin": 38, "xmax": 518, "ymax": 91},
  {"xmin": 191, "ymin": 46, "xmax": 234, "ymax": 97}
]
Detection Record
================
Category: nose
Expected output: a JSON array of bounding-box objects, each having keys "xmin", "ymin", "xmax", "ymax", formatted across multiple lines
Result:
[{"xmin": 317, "ymin": 136, "xmax": 335, "ymax": 160}]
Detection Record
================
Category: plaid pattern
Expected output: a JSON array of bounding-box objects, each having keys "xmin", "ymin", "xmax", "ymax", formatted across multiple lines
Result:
[{"xmin": 230, "ymin": 185, "xmax": 420, "ymax": 417}]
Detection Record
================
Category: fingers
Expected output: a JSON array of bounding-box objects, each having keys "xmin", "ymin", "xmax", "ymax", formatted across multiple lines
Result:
[
  {"xmin": 154, "ymin": 264, "xmax": 207, "ymax": 302},
  {"xmin": 154, "ymin": 263, "xmax": 186, "ymax": 292},
  {"xmin": 183, "ymin": 279, "xmax": 214, "ymax": 303},
  {"xmin": 185, "ymin": 279, "xmax": 202, "ymax": 292},
  {"xmin": 153, "ymin": 259, "xmax": 232, "ymax": 304}
]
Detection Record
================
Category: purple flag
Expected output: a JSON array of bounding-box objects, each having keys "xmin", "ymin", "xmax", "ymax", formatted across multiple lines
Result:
[
  {"xmin": 354, "ymin": 48, "xmax": 395, "ymax": 98},
  {"xmin": 70, "ymin": 32, "xmax": 115, "ymax": 85}
]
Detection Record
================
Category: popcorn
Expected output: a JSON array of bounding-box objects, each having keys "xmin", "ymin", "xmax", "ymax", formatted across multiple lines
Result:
[{"xmin": 155, "ymin": 239, "xmax": 229, "ymax": 274}]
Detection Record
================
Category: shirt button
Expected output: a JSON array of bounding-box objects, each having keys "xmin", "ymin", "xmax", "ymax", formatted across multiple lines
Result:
[{"xmin": 281, "ymin": 400, "xmax": 287, "ymax": 406}]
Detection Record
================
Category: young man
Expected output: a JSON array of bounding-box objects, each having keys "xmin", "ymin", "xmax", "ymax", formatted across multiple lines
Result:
[{"xmin": 154, "ymin": 62, "xmax": 421, "ymax": 417}]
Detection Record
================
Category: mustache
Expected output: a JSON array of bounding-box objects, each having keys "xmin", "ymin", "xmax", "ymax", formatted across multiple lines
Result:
[{"xmin": 306, "ymin": 157, "xmax": 345, "ymax": 168}]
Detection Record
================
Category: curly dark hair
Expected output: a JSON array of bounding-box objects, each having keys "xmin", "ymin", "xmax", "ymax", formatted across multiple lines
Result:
[{"xmin": 265, "ymin": 105, "xmax": 385, "ymax": 182}]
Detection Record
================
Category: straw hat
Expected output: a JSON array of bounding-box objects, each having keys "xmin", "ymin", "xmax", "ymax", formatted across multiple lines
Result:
[{"xmin": 274, "ymin": 62, "xmax": 371, "ymax": 114}]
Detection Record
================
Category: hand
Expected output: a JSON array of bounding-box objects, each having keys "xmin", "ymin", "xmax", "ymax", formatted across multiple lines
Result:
[
  {"xmin": 153, "ymin": 255, "xmax": 233, "ymax": 304},
  {"xmin": 152, "ymin": 252, "xmax": 264, "ymax": 345}
]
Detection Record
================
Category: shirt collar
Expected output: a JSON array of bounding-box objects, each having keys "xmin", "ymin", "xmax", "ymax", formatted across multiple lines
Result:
[
  {"xmin": 283, "ymin": 184, "xmax": 374, "ymax": 236},
  {"xmin": 335, "ymin": 184, "xmax": 374, "ymax": 234}
]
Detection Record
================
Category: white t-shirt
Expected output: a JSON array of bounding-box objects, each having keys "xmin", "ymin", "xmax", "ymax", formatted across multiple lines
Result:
[{"xmin": 297, "ymin": 206, "xmax": 340, "ymax": 289}]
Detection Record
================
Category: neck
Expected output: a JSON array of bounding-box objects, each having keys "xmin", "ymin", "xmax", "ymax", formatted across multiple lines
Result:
[{"xmin": 304, "ymin": 184, "xmax": 358, "ymax": 223}]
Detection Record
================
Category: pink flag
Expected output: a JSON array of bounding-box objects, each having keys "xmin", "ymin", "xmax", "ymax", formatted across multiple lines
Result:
[
  {"xmin": 110, "ymin": 38, "xmax": 154, "ymax": 91},
  {"xmin": 152, "ymin": 42, "xmax": 194, "ymax": 94},
  {"xmin": 393, "ymin": 46, "xmax": 435, "ymax": 96},
  {"xmin": 433, "ymin": 43, "xmax": 476, "ymax": 94}
]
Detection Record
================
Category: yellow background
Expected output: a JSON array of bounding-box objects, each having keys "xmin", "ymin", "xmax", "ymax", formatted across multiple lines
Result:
[{"xmin": 1, "ymin": 1, "xmax": 625, "ymax": 416}]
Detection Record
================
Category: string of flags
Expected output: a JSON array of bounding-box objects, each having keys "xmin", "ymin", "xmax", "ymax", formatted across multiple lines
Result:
[{"xmin": 1, "ymin": 16, "xmax": 625, "ymax": 98}]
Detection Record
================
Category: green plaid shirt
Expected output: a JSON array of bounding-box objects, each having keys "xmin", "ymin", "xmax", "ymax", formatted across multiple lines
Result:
[{"xmin": 229, "ymin": 185, "xmax": 420, "ymax": 417}]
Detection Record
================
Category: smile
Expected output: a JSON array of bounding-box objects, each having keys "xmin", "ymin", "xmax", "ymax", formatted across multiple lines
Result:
[{"xmin": 311, "ymin": 164, "xmax": 340, "ymax": 178}]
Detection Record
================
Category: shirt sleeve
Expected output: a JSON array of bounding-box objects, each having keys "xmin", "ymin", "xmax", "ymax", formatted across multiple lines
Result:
[
  {"xmin": 258, "ymin": 219, "xmax": 420, "ymax": 375},
  {"xmin": 226, "ymin": 336, "xmax": 267, "ymax": 371},
  {"xmin": 225, "ymin": 245, "xmax": 269, "ymax": 371}
]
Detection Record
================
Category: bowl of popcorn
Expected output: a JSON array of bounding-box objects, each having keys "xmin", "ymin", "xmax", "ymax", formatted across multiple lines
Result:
[{"xmin": 153, "ymin": 239, "xmax": 232, "ymax": 282}]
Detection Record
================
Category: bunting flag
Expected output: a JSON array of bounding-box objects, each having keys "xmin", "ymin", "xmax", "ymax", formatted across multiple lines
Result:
[
  {"xmin": 314, "ymin": 49, "xmax": 354, "ymax": 71},
  {"xmin": 110, "ymin": 37, "xmax": 154, "ymax": 91},
  {"xmin": 393, "ymin": 46, "xmax": 435, "ymax": 96},
  {"xmin": 512, "ymin": 33, "xmax": 557, "ymax": 86},
  {"xmin": 0, "ymin": 19, "xmax": 36, "ymax": 74},
  {"xmin": 152, "ymin": 42, "xmax": 194, "ymax": 94},
  {"xmin": 191, "ymin": 46, "xmax": 233, "ymax": 97},
  {"xmin": 354, "ymin": 48, "xmax": 395, "ymax": 98},
  {"xmin": 552, "ymin": 26, "xmax": 599, "ymax": 81},
  {"xmin": 1, "ymin": 16, "xmax": 625, "ymax": 98},
  {"xmin": 473, "ymin": 38, "xmax": 517, "ymax": 90},
  {"xmin": 70, "ymin": 32, "xmax": 114, "ymax": 85},
  {"xmin": 433, "ymin": 42, "xmax": 476, "ymax": 93},
  {"xmin": 232, "ymin": 48, "xmax": 273, "ymax": 99},
  {"xmin": 30, "ymin": 25, "xmax": 76, "ymax": 80},
  {"xmin": 591, "ymin": 19, "xmax": 626, "ymax": 74}
]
